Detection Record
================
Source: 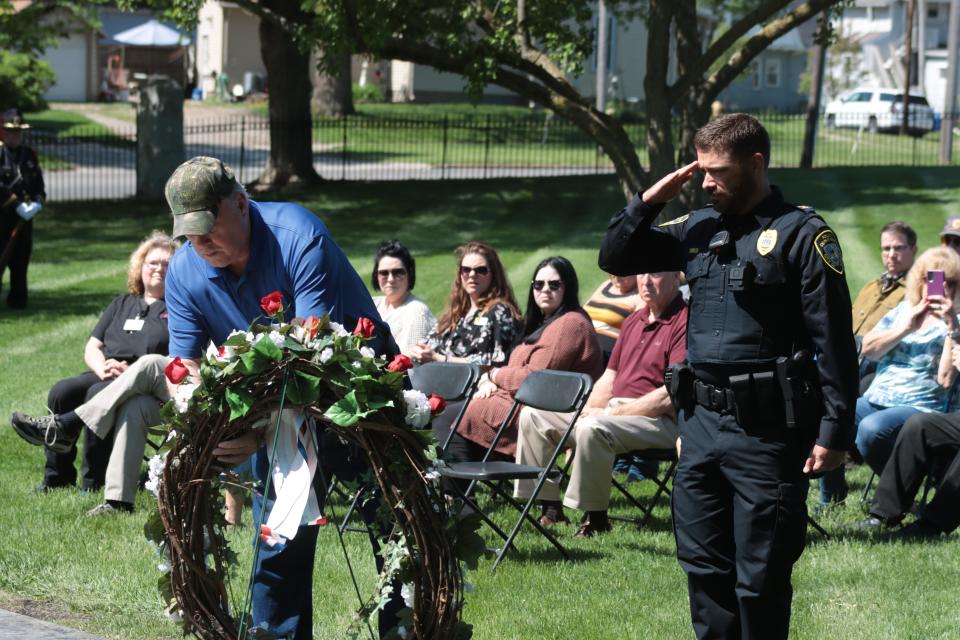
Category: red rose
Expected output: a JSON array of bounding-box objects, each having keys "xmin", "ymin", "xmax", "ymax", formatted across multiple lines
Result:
[
  {"xmin": 304, "ymin": 316, "xmax": 321, "ymax": 338},
  {"xmin": 164, "ymin": 356, "xmax": 189, "ymax": 385},
  {"xmin": 353, "ymin": 317, "xmax": 375, "ymax": 338},
  {"xmin": 387, "ymin": 354, "xmax": 413, "ymax": 372},
  {"xmin": 428, "ymin": 393, "xmax": 446, "ymax": 414},
  {"xmin": 260, "ymin": 291, "xmax": 284, "ymax": 317}
]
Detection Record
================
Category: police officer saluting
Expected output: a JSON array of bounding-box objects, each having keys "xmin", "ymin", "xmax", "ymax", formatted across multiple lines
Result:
[
  {"xmin": 599, "ymin": 114, "xmax": 858, "ymax": 640},
  {"xmin": 0, "ymin": 107, "xmax": 45, "ymax": 309}
]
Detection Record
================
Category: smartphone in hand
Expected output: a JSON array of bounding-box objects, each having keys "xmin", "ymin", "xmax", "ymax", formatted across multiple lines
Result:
[{"xmin": 927, "ymin": 269, "xmax": 946, "ymax": 297}]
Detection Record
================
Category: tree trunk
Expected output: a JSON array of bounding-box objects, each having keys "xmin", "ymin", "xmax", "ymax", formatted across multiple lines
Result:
[
  {"xmin": 644, "ymin": 0, "xmax": 681, "ymax": 214},
  {"xmin": 901, "ymin": 0, "xmax": 917, "ymax": 135},
  {"xmin": 801, "ymin": 13, "xmax": 828, "ymax": 168},
  {"xmin": 254, "ymin": 8, "xmax": 320, "ymax": 189},
  {"xmin": 313, "ymin": 49, "xmax": 355, "ymax": 117}
]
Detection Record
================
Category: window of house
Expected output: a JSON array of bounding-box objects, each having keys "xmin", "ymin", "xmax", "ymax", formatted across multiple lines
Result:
[
  {"xmin": 765, "ymin": 59, "xmax": 781, "ymax": 88},
  {"xmin": 751, "ymin": 60, "xmax": 762, "ymax": 90},
  {"xmin": 928, "ymin": 7, "xmax": 939, "ymax": 19}
]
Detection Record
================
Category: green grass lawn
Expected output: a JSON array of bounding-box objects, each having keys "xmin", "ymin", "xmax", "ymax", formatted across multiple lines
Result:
[{"xmin": 1, "ymin": 170, "xmax": 959, "ymax": 639}]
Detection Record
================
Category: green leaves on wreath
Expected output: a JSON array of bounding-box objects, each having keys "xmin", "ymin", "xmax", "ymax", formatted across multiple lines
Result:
[
  {"xmin": 449, "ymin": 512, "xmax": 487, "ymax": 571},
  {"xmin": 286, "ymin": 370, "xmax": 322, "ymax": 405},
  {"xmin": 225, "ymin": 386, "xmax": 255, "ymax": 420},
  {"xmin": 325, "ymin": 390, "xmax": 380, "ymax": 427}
]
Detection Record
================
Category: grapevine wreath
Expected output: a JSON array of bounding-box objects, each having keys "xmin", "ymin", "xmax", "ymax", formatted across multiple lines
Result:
[{"xmin": 143, "ymin": 294, "xmax": 482, "ymax": 639}]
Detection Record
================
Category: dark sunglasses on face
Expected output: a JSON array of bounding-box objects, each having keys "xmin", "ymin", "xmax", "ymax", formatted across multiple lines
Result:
[
  {"xmin": 532, "ymin": 279, "xmax": 563, "ymax": 291},
  {"xmin": 460, "ymin": 265, "xmax": 490, "ymax": 277},
  {"xmin": 377, "ymin": 268, "xmax": 407, "ymax": 278}
]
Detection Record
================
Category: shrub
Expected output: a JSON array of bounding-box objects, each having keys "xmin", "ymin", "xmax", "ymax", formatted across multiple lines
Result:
[
  {"xmin": 353, "ymin": 82, "xmax": 385, "ymax": 104},
  {"xmin": 0, "ymin": 51, "xmax": 56, "ymax": 112}
]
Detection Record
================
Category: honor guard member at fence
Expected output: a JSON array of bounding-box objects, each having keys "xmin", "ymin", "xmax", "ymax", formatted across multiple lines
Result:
[
  {"xmin": 0, "ymin": 108, "xmax": 45, "ymax": 309},
  {"xmin": 162, "ymin": 156, "xmax": 401, "ymax": 639},
  {"xmin": 599, "ymin": 114, "xmax": 858, "ymax": 640}
]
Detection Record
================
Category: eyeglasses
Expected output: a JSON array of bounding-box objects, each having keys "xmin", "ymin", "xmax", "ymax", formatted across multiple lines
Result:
[
  {"xmin": 944, "ymin": 236, "xmax": 960, "ymax": 248},
  {"xmin": 144, "ymin": 260, "xmax": 169, "ymax": 271},
  {"xmin": 377, "ymin": 268, "xmax": 407, "ymax": 279},
  {"xmin": 459, "ymin": 265, "xmax": 490, "ymax": 277},
  {"xmin": 532, "ymin": 279, "xmax": 563, "ymax": 291}
]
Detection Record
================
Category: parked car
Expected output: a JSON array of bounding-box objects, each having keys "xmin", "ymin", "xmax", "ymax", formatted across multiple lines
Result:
[{"xmin": 824, "ymin": 87, "xmax": 935, "ymax": 136}]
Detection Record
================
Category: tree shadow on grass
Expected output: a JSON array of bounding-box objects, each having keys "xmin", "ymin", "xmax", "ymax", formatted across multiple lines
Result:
[{"xmin": 771, "ymin": 166, "xmax": 960, "ymax": 210}]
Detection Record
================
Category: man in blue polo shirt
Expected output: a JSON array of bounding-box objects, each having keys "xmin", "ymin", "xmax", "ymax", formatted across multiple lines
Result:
[{"xmin": 163, "ymin": 156, "xmax": 397, "ymax": 639}]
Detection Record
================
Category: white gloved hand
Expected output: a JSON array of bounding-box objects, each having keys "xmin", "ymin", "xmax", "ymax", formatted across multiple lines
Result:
[{"xmin": 15, "ymin": 201, "xmax": 41, "ymax": 221}]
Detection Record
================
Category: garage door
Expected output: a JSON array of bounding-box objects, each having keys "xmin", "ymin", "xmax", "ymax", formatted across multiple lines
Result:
[{"xmin": 41, "ymin": 34, "xmax": 88, "ymax": 102}]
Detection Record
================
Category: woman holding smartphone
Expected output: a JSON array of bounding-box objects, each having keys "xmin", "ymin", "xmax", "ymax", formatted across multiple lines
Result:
[{"xmin": 820, "ymin": 247, "xmax": 960, "ymax": 506}]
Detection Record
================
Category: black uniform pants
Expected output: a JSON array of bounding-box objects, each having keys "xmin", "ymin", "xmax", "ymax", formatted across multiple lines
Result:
[
  {"xmin": 43, "ymin": 371, "xmax": 115, "ymax": 490},
  {"xmin": 871, "ymin": 411, "xmax": 960, "ymax": 533},
  {"xmin": 673, "ymin": 407, "xmax": 809, "ymax": 640},
  {"xmin": 0, "ymin": 210, "xmax": 32, "ymax": 308}
]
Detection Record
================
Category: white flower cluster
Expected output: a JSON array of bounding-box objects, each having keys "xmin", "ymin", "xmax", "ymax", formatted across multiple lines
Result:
[
  {"xmin": 402, "ymin": 389, "xmax": 432, "ymax": 428},
  {"xmin": 329, "ymin": 321, "xmax": 351, "ymax": 338},
  {"xmin": 173, "ymin": 382, "xmax": 198, "ymax": 414},
  {"xmin": 145, "ymin": 453, "xmax": 165, "ymax": 497}
]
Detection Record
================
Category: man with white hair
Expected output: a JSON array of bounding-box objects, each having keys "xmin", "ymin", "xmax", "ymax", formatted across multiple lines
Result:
[{"xmin": 514, "ymin": 271, "xmax": 687, "ymax": 537}]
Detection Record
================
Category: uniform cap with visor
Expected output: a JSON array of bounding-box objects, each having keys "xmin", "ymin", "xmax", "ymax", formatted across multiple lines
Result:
[
  {"xmin": 165, "ymin": 156, "xmax": 238, "ymax": 237},
  {"xmin": 2, "ymin": 108, "xmax": 30, "ymax": 130}
]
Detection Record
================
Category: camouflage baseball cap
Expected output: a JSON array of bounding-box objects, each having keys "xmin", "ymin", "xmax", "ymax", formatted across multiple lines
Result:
[{"xmin": 164, "ymin": 156, "xmax": 238, "ymax": 237}]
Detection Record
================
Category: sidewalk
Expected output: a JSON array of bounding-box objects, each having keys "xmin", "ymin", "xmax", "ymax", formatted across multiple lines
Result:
[{"xmin": 0, "ymin": 609, "xmax": 104, "ymax": 639}]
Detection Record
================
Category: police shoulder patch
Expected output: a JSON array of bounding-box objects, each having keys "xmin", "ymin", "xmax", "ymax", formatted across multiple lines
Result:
[
  {"xmin": 658, "ymin": 214, "xmax": 689, "ymax": 227},
  {"xmin": 814, "ymin": 229, "xmax": 844, "ymax": 275}
]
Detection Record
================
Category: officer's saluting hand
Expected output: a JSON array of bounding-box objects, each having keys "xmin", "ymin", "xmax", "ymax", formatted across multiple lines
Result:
[{"xmin": 599, "ymin": 113, "xmax": 858, "ymax": 640}]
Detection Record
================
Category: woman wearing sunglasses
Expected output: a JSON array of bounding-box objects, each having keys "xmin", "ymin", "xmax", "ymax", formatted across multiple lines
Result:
[
  {"xmin": 409, "ymin": 241, "xmax": 521, "ymax": 368},
  {"xmin": 371, "ymin": 239, "xmax": 436, "ymax": 354},
  {"xmin": 447, "ymin": 256, "xmax": 604, "ymax": 463}
]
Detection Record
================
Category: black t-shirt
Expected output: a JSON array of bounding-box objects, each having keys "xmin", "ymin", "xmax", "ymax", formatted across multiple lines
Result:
[{"xmin": 91, "ymin": 294, "xmax": 169, "ymax": 362}]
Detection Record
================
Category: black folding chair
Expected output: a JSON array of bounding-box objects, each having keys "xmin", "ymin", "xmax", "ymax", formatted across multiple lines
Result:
[
  {"xmin": 337, "ymin": 361, "xmax": 481, "ymax": 533},
  {"xmin": 439, "ymin": 369, "xmax": 594, "ymax": 572},
  {"xmin": 408, "ymin": 361, "xmax": 481, "ymax": 452},
  {"xmin": 609, "ymin": 447, "xmax": 679, "ymax": 527}
]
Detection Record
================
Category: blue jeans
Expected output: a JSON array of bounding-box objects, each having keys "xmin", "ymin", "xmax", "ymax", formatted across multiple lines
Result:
[
  {"xmin": 249, "ymin": 426, "xmax": 403, "ymax": 639},
  {"xmin": 819, "ymin": 398, "xmax": 921, "ymax": 504}
]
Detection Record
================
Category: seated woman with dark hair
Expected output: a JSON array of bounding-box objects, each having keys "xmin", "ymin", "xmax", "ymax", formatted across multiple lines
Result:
[
  {"xmin": 446, "ymin": 256, "xmax": 604, "ymax": 463},
  {"xmin": 370, "ymin": 239, "xmax": 435, "ymax": 355}
]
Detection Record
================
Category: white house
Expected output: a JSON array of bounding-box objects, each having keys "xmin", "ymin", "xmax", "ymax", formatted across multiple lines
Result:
[{"xmin": 832, "ymin": 0, "xmax": 957, "ymax": 112}]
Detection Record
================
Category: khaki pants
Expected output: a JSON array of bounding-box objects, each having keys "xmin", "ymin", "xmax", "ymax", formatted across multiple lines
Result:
[
  {"xmin": 514, "ymin": 398, "xmax": 678, "ymax": 512},
  {"xmin": 75, "ymin": 354, "xmax": 171, "ymax": 503}
]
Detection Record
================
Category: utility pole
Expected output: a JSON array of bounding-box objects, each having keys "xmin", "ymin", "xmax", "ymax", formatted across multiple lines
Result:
[
  {"xmin": 940, "ymin": 0, "xmax": 960, "ymax": 162},
  {"xmin": 801, "ymin": 12, "xmax": 828, "ymax": 168},
  {"xmin": 596, "ymin": 0, "xmax": 609, "ymax": 114}
]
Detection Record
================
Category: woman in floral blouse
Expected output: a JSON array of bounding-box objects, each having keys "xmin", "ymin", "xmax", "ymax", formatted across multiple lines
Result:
[
  {"xmin": 409, "ymin": 241, "xmax": 521, "ymax": 368},
  {"xmin": 409, "ymin": 241, "xmax": 522, "ymax": 444}
]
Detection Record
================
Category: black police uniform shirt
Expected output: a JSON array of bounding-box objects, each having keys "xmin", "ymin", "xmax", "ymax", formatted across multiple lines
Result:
[
  {"xmin": 0, "ymin": 142, "xmax": 45, "ymax": 210},
  {"xmin": 599, "ymin": 186, "xmax": 859, "ymax": 451},
  {"xmin": 91, "ymin": 294, "xmax": 169, "ymax": 363}
]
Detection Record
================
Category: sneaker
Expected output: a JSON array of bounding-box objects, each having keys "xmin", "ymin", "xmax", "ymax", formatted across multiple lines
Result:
[
  {"xmin": 85, "ymin": 501, "xmax": 133, "ymax": 517},
  {"xmin": 10, "ymin": 412, "xmax": 78, "ymax": 454}
]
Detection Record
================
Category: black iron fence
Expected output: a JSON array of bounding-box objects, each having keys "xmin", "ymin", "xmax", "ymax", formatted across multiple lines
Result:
[{"xmin": 27, "ymin": 111, "xmax": 960, "ymax": 202}]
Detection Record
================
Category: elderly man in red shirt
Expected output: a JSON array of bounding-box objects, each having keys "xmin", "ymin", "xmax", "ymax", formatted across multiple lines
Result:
[{"xmin": 514, "ymin": 271, "xmax": 688, "ymax": 537}]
